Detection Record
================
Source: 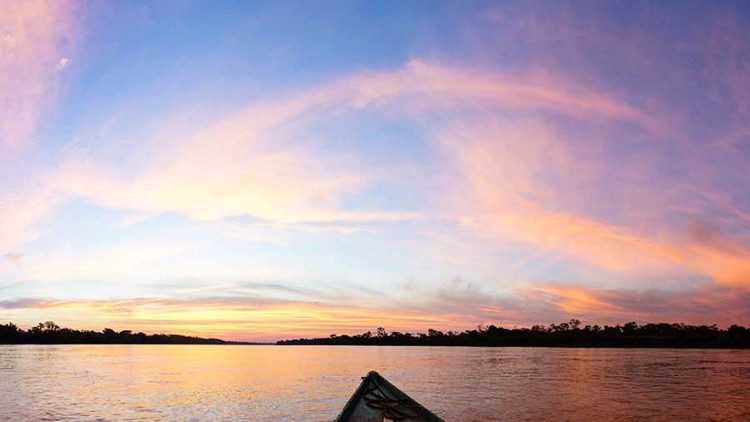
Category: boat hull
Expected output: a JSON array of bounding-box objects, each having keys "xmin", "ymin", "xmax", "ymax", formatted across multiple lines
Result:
[{"xmin": 334, "ymin": 371, "xmax": 445, "ymax": 422}]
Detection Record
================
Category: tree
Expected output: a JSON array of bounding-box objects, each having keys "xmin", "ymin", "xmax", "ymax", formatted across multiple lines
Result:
[
  {"xmin": 623, "ymin": 322, "xmax": 638, "ymax": 335},
  {"xmin": 43, "ymin": 321, "xmax": 60, "ymax": 332},
  {"xmin": 103, "ymin": 328, "xmax": 117, "ymax": 341}
]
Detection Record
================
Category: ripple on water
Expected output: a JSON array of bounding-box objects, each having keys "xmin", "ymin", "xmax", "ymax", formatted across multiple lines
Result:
[{"xmin": 1, "ymin": 345, "xmax": 749, "ymax": 421}]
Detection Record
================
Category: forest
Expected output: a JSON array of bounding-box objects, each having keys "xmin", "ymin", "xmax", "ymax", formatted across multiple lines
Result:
[
  {"xmin": 0, "ymin": 321, "xmax": 244, "ymax": 344},
  {"xmin": 3, "ymin": 320, "xmax": 749, "ymax": 347},
  {"xmin": 277, "ymin": 320, "xmax": 750, "ymax": 348}
]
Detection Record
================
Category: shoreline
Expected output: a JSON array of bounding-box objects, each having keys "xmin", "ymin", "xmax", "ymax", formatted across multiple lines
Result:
[{"xmin": 1, "ymin": 343, "xmax": 748, "ymax": 350}]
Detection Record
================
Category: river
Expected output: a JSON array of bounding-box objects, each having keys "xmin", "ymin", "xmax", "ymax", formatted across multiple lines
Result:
[{"xmin": 1, "ymin": 345, "xmax": 748, "ymax": 421}]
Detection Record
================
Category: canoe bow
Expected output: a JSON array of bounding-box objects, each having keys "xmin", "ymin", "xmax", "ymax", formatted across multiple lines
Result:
[{"xmin": 334, "ymin": 371, "xmax": 445, "ymax": 422}]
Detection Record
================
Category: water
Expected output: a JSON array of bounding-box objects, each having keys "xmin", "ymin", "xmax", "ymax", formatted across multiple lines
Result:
[{"xmin": 1, "ymin": 345, "xmax": 749, "ymax": 421}]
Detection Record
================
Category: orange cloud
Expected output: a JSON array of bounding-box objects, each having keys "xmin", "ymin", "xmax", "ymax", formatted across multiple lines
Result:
[
  {"xmin": 1, "ymin": 57, "xmax": 657, "ymax": 257},
  {"xmin": 347, "ymin": 61, "xmax": 657, "ymax": 127},
  {"xmin": 0, "ymin": 297, "xmax": 464, "ymax": 342},
  {"xmin": 443, "ymin": 118, "xmax": 750, "ymax": 287},
  {"xmin": 50, "ymin": 60, "xmax": 652, "ymax": 232},
  {"xmin": 517, "ymin": 282, "xmax": 750, "ymax": 327},
  {"xmin": 5, "ymin": 279, "xmax": 748, "ymax": 342}
]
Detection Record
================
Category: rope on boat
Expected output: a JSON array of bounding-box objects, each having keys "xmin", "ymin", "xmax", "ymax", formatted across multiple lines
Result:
[{"xmin": 362, "ymin": 378, "xmax": 426, "ymax": 421}]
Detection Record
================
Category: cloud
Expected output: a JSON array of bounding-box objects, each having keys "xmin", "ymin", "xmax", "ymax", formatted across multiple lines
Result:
[
  {"xmin": 0, "ymin": 180, "xmax": 60, "ymax": 251},
  {"xmin": 18, "ymin": 240, "xmax": 197, "ymax": 283},
  {"xmin": 346, "ymin": 61, "xmax": 652, "ymax": 122},
  {"xmin": 1, "ymin": 57, "xmax": 659, "ymax": 257},
  {"xmin": 516, "ymin": 282, "xmax": 750, "ymax": 327},
  {"xmin": 6, "ymin": 58, "xmax": 708, "ymax": 327},
  {"xmin": 440, "ymin": 115, "xmax": 750, "ymax": 287},
  {"xmin": 4, "ymin": 4, "xmax": 750, "ymax": 337},
  {"xmin": 4, "ymin": 279, "xmax": 748, "ymax": 342},
  {"xmin": 0, "ymin": 296, "xmax": 458, "ymax": 341},
  {"xmin": 3, "ymin": 253, "xmax": 23, "ymax": 266},
  {"xmin": 56, "ymin": 57, "xmax": 69, "ymax": 70},
  {"xmin": 52, "ymin": 60, "xmax": 651, "ymax": 231},
  {"xmin": 0, "ymin": 1, "xmax": 77, "ymax": 255},
  {"xmin": 0, "ymin": 0, "xmax": 76, "ymax": 149},
  {"xmin": 396, "ymin": 276, "xmax": 750, "ymax": 330}
]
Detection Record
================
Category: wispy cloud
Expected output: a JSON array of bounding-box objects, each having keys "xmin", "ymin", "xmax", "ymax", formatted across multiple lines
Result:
[
  {"xmin": 0, "ymin": 180, "xmax": 60, "ymax": 251},
  {"xmin": 516, "ymin": 282, "xmax": 750, "ymax": 327},
  {"xmin": 51, "ymin": 60, "xmax": 650, "ymax": 231},
  {"xmin": 439, "ymin": 114, "xmax": 750, "ymax": 287},
  {"xmin": 0, "ymin": 54, "xmax": 658, "ymax": 259},
  {"xmin": 0, "ymin": 0, "xmax": 76, "ymax": 149},
  {"xmin": 5, "ymin": 279, "xmax": 748, "ymax": 342},
  {"xmin": 4, "ymin": 3, "xmax": 750, "ymax": 339},
  {"xmin": 3, "ymin": 253, "xmax": 23, "ymax": 266},
  {"xmin": 0, "ymin": 296, "xmax": 457, "ymax": 341},
  {"xmin": 0, "ymin": 1, "xmax": 77, "ymax": 257},
  {"xmin": 18, "ymin": 239, "xmax": 196, "ymax": 283}
]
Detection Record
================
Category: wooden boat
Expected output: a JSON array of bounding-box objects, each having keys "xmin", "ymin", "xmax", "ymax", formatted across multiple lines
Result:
[{"xmin": 334, "ymin": 371, "xmax": 445, "ymax": 422}]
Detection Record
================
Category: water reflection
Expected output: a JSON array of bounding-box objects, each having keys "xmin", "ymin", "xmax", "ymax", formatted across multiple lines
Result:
[{"xmin": 0, "ymin": 345, "xmax": 749, "ymax": 421}]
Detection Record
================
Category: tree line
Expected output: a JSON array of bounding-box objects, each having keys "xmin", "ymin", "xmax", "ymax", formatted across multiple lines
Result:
[
  {"xmin": 0, "ymin": 321, "xmax": 244, "ymax": 345},
  {"xmin": 277, "ymin": 320, "xmax": 750, "ymax": 348}
]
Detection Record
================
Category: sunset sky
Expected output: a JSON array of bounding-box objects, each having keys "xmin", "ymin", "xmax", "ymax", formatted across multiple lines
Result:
[{"xmin": 2, "ymin": 1, "xmax": 750, "ymax": 341}]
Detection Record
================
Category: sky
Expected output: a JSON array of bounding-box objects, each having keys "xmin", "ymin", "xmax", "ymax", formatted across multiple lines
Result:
[{"xmin": 1, "ymin": 1, "xmax": 750, "ymax": 341}]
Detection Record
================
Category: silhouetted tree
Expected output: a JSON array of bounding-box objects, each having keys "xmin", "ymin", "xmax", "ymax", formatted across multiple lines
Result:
[
  {"xmin": 0, "ymin": 321, "xmax": 246, "ymax": 344},
  {"xmin": 277, "ymin": 320, "xmax": 750, "ymax": 348}
]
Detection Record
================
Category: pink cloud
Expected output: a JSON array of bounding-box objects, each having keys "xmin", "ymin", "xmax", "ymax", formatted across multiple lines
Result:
[
  {"xmin": 440, "ymin": 115, "xmax": 750, "ymax": 288},
  {"xmin": 51, "ymin": 60, "xmax": 653, "ymax": 232},
  {"xmin": 0, "ymin": 296, "xmax": 461, "ymax": 342},
  {"xmin": 0, "ymin": 1, "xmax": 78, "ymax": 254},
  {"xmin": 5, "ymin": 279, "xmax": 747, "ymax": 342},
  {"xmin": 516, "ymin": 282, "xmax": 750, "ymax": 327},
  {"xmin": 0, "ymin": 0, "xmax": 76, "ymax": 149},
  {"xmin": 0, "ymin": 180, "xmax": 60, "ymax": 251},
  {"xmin": 3, "ymin": 253, "xmax": 23, "ymax": 266}
]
